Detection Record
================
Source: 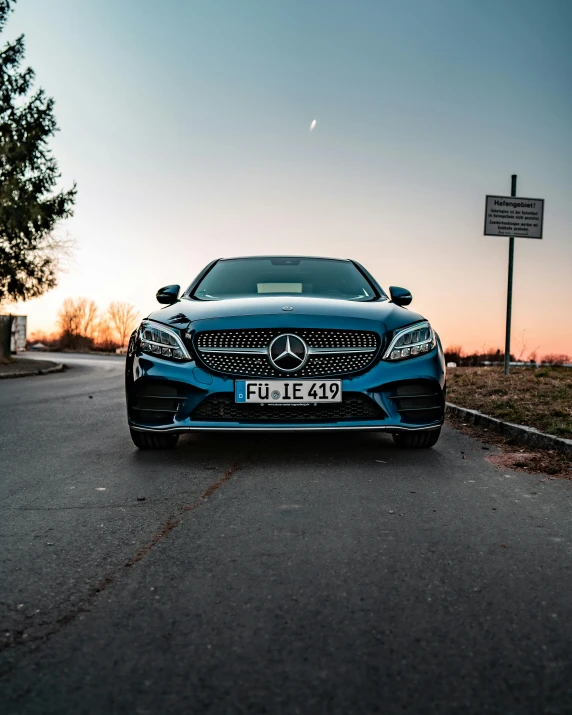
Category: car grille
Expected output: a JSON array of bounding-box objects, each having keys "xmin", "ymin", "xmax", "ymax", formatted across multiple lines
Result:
[
  {"xmin": 192, "ymin": 393, "xmax": 384, "ymax": 422},
  {"xmin": 192, "ymin": 328, "xmax": 381, "ymax": 378}
]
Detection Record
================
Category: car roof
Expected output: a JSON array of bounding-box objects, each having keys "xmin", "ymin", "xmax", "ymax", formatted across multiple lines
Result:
[{"xmin": 218, "ymin": 255, "xmax": 350, "ymax": 262}]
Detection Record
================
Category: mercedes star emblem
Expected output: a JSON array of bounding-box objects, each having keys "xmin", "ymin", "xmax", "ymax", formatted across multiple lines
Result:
[
  {"xmin": 268, "ymin": 334, "xmax": 308, "ymax": 372},
  {"xmin": 281, "ymin": 306, "xmax": 294, "ymax": 311}
]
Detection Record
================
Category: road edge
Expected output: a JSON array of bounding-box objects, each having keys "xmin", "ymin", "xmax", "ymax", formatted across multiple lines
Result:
[
  {"xmin": 0, "ymin": 363, "xmax": 65, "ymax": 380},
  {"xmin": 446, "ymin": 402, "xmax": 572, "ymax": 457}
]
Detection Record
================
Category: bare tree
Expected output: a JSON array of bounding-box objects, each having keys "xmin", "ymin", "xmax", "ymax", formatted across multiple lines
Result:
[
  {"xmin": 515, "ymin": 330, "xmax": 528, "ymax": 362},
  {"xmin": 542, "ymin": 354, "xmax": 571, "ymax": 366},
  {"xmin": 57, "ymin": 297, "xmax": 98, "ymax": 337},
  {"xmin": 526, "ymin": 346, "xmax": 540, "ymax": 363},
  {"xmin": 93, "ymin": 317, "xmax": 119, "ymax": 351},
  {"xmin": 58, "ymin": 298, "xmax": 80, "ymax": 336},
  {"xmin": 444, "ymin": 345, "xmax": 464, "ymax": 364},
  {"xmin": 107, "ymin": 301, "xmax": 139, "ymax": 347},
  {"xmin": 80, "ymin": 298, "xmax": 98, "ymax": 337},
  {"xmin": 57, "ymin": 297, "xmax": 98, "ymax": 348}
]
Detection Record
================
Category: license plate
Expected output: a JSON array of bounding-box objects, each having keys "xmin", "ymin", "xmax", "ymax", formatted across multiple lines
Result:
[{"xmin": 235, "ymin": 380, "xmax": 342, "ymax": 403}]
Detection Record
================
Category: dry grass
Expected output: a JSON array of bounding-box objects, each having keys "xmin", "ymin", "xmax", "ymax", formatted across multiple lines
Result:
[
  {"xmin": 446, "ymin": 413, "xmax": 572, "ymax": 480},
  {"xmin": 446, "ymin": 366, "xmax": 572, "ymax": 440}
]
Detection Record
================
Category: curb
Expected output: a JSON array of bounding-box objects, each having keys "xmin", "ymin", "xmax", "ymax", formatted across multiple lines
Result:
[
  {"xmin": 0, "ymin": 363, "xmax": 65, "ymax": 380},
  {"xmin": 446, "ymin": 402, "xmax": 572, "ymax": 457}
]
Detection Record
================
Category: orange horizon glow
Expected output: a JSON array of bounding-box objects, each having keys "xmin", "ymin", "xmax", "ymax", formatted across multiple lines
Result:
[{"xmin": 11, "ymin": 267, "xmax": 572, "ymax": 360}]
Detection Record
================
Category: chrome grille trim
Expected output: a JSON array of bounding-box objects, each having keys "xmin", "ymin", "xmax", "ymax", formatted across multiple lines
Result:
[
  {"xmin": 192, "ymin": 328, "xmax": 382, "ymax": 378},
  {"xmin": 197, "ymin": 346, "xmax": 376, "ymax": 355},
  {"xmin": 311, "ymin": 346, "xmax": 376, "ymax": 354},
  {"xmin": 199, "ymin": 347, "xmax": 268, "ymax": 354}
]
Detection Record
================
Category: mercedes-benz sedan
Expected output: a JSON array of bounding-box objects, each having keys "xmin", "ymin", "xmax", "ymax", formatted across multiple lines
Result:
[{"xmin": 125, "ymin": 256, "xmax": 446, "ymax": 449}]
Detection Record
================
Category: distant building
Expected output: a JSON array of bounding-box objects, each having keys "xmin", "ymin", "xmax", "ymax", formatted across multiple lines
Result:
[
  {"xmin": 10, "ymin": 315, "xmax": 27, "ymax": 353},
  {"xmin": 30, "ymin": 342, "xmax": 49, "ymax": 351}
]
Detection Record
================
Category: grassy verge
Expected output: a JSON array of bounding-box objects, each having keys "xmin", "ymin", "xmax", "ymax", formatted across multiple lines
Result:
[{"xmin": 446, "ymin": 366, "xmax": 572, "ymax": 440}]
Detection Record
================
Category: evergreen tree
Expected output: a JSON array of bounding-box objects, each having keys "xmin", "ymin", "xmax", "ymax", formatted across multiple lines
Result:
[{"xmin": 0, "ymin": 0, "xmax": 76, "ymax": 358}]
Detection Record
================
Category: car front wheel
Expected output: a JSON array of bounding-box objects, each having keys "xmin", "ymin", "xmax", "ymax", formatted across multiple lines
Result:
[
  {"xmin": 392, "ymin": 428, "xmax": 441, "ymax": 449},
  {"xmin": 130, "ymin": 429, "xmax": 179, "ymax": 450}
]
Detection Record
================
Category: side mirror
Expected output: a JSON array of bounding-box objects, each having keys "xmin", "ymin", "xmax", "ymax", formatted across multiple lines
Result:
[
  {"xmin": 389, "ymin": 286, "xmax": 412, "ymax": 307},
  {"xmin": 156, "ymin": 284, "xmax": 180, "ymax": 305}
]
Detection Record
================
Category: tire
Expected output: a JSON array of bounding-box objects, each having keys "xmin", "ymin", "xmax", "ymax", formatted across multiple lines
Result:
[
  {"xmin": 392, "ymin": 428, "xmax": 441, "ymax": 449},
  {"xmin": 130, "ymin": 429, "xmax": 179, "ymax": 450}
]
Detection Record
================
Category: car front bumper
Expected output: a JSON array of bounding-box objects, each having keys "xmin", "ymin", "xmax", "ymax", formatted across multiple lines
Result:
[{"xmin": 126, "ymin": 342, "xmax": 446, "ymax": 434}]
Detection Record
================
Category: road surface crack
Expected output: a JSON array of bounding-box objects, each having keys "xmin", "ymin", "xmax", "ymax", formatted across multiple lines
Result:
[
  {"xmin": 126, "ymin": 462, "xmax": 239, "ymax": 565},
  {"xmin": 0, "ymin": 461, "xmax": 240, "ymax": 674}
]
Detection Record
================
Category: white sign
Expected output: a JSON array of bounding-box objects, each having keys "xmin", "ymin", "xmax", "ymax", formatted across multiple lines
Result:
[{"xmin": 484, "ymin": 195, "xmax": 544, "ymax": 239}]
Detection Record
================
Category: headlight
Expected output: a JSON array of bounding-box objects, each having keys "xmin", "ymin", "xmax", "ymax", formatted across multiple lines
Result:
[
  {"xmin": 139, "ymin": 320, "xmax": 191, "ymax": 361},
  {"xmin": 383, "ymin": 321, "xmax": 436, "ymax": 361}
]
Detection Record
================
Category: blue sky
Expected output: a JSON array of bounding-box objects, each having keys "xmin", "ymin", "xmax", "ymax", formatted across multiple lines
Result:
[{"xmin": 7, "ymin": 0, "xmax": 572, "ymax": 354}]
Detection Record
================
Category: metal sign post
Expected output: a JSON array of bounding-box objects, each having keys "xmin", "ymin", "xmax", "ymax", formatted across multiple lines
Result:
[
  {"xmin": 504, "ymin": 175, "xmax": 517, "ymax": 375},
  {"xmin": 484, "ymin": 180, "xmax": 545, "ymax": 376}
]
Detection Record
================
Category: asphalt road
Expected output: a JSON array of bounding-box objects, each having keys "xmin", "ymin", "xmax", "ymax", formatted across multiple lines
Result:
[{"xmin": 1, "ymin": 354, "xmax": 572, "ymax": 714}]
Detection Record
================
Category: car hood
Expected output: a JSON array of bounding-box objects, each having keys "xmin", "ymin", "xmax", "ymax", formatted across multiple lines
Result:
[{"xmin": 147, "ymin": 296, "xmax": 425, "ymax": 334}]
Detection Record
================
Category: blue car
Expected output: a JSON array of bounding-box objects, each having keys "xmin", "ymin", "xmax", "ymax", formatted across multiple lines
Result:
[{"xmin": 125, "ymin": 256, "xmax": 446, "ymax": 449}]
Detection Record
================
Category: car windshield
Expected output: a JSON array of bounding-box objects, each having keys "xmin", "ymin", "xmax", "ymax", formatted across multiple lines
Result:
[{"xmin": 191, "ymin": 257, "xmax": 380, "ymax": 302}]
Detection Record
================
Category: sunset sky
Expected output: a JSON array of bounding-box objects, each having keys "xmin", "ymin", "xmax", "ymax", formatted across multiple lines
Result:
[{"xmin": 6, "ymin": 0, "xmax": 572, "ymax": 356}]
